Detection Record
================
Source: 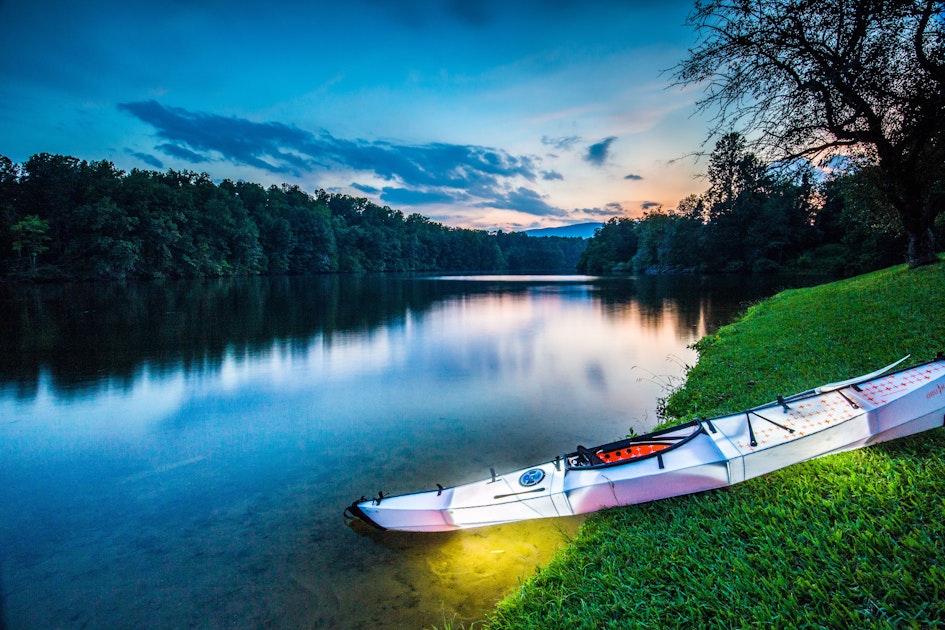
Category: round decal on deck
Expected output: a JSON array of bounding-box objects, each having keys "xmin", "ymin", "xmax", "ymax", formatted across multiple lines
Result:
[{"xmin": 518, "ymin": 468, "xmax": 545, "ymax": 487}]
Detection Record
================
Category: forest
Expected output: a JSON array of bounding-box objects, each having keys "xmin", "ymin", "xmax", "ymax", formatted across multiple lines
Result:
[
  {"xmin": 578, "ymin": 133, "xmax": 944, "ymax": 277},
  {"xmin": 3, "ymin": 133, "xmax": 942, "ymax": 281},
  {"xmin": 0, "ymin": 152, "xmax": 586, "ymax": 280}
]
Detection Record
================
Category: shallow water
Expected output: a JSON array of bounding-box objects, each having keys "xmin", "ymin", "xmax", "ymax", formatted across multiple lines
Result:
[{"xmin": 0, "ymin": 274, "xmax": 811, "ymax": 628}]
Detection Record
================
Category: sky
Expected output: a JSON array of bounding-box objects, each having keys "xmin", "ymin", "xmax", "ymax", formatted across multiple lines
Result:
[{"xmin": 0, "ymin": 0, "xmax": 711, "ymax": 232}]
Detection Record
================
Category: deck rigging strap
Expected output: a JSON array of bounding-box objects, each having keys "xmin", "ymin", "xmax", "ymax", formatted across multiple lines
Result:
[
  {"xmin": 836, "ymin": 388, "xmax": 860, "ymax": 409},
  {"xmin": 750, "ymin": 410, "xmax": 796, "ymax": 434},
  {"xmin": 745, "ymin": 412, "xmax": 758, "ymax": 447}
]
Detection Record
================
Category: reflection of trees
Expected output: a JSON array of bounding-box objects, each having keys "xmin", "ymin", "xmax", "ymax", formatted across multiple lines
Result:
[
  {"xmin": 592, "ymin": 275, "xmax": 816, "ymax": 340},
  {"xmin": 0, "ymin": 277, "xmax": 444, "ymax": 396},
  {"xmin": 0, "ymin": 275, "xmax": 813, "ymax": 397}
]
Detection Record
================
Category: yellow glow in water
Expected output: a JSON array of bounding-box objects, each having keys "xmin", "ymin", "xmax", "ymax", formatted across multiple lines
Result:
[{"xmin": 330, "ymin": 515, "xmax": 586, "ymax": 628}]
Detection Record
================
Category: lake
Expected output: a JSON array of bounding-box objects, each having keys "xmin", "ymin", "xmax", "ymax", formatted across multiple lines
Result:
[{"xmin": 0, "ymin": 274, "xmax": 818, "ymax": 628}]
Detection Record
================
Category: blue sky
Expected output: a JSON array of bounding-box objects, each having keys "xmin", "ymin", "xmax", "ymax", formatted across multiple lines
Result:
[{"xmin": 0, "ymin": 0, "xmax": 708, "ymax": 231}]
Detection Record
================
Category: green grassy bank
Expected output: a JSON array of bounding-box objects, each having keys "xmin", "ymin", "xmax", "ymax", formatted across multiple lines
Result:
[{"xmin": 484, "ymin": 259, "xmax": 945, "ymax": 629}]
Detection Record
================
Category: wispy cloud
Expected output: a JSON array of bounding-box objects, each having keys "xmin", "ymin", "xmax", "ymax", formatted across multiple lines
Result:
[
  {"xmin": 351, "ymin": 182, "xmax": 381, "ymax": 195},
  {"xmin": 624, "ymin": 173, "xmax": 643, "ymax": 181},
  {"xmin": 585, "ymin": 136, "xmax": 617, "ymax": 166},
  {"xmin": 119, "ymin": 100, "xmax": 560, "ymax": 216},
  {"xmin": 480, "ymin": 187, "xmax": 566, "ymax": 217},
  {"xmin": 157, "ymin": 143, "xmax": 210, "ymax": 164},
  {"xmin": 125, "ymin": 149, "xmax": 163, "ymax": 169},
  {"xmin": 570, "ymin": 202, "xmax": 627, "ymax": 218},
  {"xmin": 605, "ymin": 201, "xmax": 625, "ymax": 214},
  {"xmin": 380, "ymin": 186, "xmax": 468, "ymax": 206},
  {"xmin": 541, "ymin": 135, "xmax": 581, "ymax": 151}
]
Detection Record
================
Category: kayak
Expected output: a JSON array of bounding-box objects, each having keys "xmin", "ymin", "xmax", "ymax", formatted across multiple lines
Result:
[{"xmin": 345, "ymin": 355, "xmax": 945, "ymax": 532}]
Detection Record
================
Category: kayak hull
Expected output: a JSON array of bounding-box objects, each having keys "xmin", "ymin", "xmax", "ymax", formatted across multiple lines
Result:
[{"xmin": 347, "ymin": 357, "xmax": 945, "ymax": 532}]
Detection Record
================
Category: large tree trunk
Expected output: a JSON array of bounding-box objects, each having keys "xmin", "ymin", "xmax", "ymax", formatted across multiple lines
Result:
[
  {"xmin": 879, "ymin": 162, "xmax": 940, "ymax": 268},
  {"xmin": 906, "ymin": 227, "xmax": 938, "ymax": 268}
]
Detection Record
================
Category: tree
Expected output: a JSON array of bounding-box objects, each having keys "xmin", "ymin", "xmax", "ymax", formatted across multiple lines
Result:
[
  {"xmin": 576, "ymin": 217, "xmax": 638, "ymax": 274},
  {"xmin": 66, "ymin": 199, "xmax": 140, "ymax": 278},
  {"xmin": 632, "ymin": 210, "xmax": 676, "ymax": 272},
  {"xmin": 673, "ymin": 0, "xmax": 945, "ymax": 267},
  {"xmin": 119, "ymin": 168, "xmax": 185, "ymax": 278},
  {"xmin": 702, "ymin": 133, "xmax": 771, "ymax": 271},
  {"xmin": 0, "ymin": 155, "xmax": 20, "ymax": 273},
  {"xmin": 18, "ymin": 153, "xmax": 84, "ymax": 262},
  {"xmin": 665, "ymin": 195, "xmax": 707, "ymax": 271},
  {"xmin": 11, "ymin": 214, "xmax": 50, "ymax": 272}
]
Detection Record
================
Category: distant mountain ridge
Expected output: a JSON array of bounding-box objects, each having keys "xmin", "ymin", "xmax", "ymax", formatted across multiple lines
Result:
[{"xmin": 521, "ymin": 222, "xmax": 602, "ymax": 238}]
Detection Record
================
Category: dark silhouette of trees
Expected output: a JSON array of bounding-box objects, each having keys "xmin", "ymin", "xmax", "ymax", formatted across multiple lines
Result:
[
  {"xmin": 0, "ymin": 153, "xmax": 586, "ymax": 280},
  {"xmin": 672, "ymin": 0, "xmax": 945, "ymax": 267},
  {"xmin": 10, "ymin": 215, "xmax": 50, "ymax": 272},
  {"xmin": 577, "ymin": 218, "xmax": 639, "ymax": 274}
]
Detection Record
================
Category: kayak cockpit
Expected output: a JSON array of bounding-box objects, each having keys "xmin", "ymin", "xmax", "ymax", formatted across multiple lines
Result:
[{"xmin": 565, "ymin": 421, "xmax": 704, "ymax": 469}]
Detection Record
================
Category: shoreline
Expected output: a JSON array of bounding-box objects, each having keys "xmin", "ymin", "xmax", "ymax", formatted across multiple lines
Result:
[{"xmin": 481, "ymin": 258, "xmax": 945, "ymax": 629}]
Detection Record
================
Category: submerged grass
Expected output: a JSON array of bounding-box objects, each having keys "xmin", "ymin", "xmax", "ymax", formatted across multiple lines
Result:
[{"xmin": 484, "ymin": 258, "xmax": 945, "ymax": 629}]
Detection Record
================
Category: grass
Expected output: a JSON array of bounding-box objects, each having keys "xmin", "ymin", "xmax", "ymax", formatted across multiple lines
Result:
[{"xmin": 481, "ymin": 258, "xmax": 945, "ymax": 629}]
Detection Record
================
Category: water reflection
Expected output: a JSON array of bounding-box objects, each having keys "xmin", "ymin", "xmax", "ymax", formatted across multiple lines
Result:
[
  {"xmin": 1, "ymin": 275, "xmax": 776, "ymax": 398},
  {"xmin": 0, "ymin": 274, "xmax": 817, "ymax": 628}
]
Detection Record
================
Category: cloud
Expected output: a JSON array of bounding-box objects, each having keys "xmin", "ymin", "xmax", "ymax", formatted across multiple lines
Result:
[
  {"xmin": 479, "ymin": 187, "xmax": 566, "ymax": 217},
  {"xmin": 605, "ymin": 201, "xmax": 625, "ymax": 213},
  {"xmin": 380, "ymin": 187, "xmax": 467, "ymax": 205},
  {"xmin": 624, "ymin": 173, "xmax": 643, "ymax": 181},
  {"xmin": 118, "ymin": 99, "xmax": 546, "ymax": 214},
  {"xmin": 541, "ymin": 135, "xmax": 581, "ymax": 151},
  {"xmin": 641, "ymin": 201, "xmax": 661, "ymax": 210},
  {"xmin": 584, "ymin": 136, "xmax": 617, "ymax": 166},
  {"xmin": 542, "ymin": 170, "xmax": 564, "ymax": 181},
  {"xmin": 125, "ymin": 149, "xmax": 163, "ymax": 169},
  {"xmin": 158, "ymin": 143, "xmax": 211, "ymax": 164},
  {"xmin": 351, "ymin": 182, "xmax": 380, "ymax": 195},
  {"xmin": 120, "ymin": 101, "xmax": 317, "ymax": 174},
  {"xmin": 570, "ymin": 202, "xmax": 627, "ymax": 218}
]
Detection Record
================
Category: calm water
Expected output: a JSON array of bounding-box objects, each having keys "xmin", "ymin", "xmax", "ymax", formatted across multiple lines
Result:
[{"xmin": 0, "ymin": 274, "xmax": 816, "ymax": 629}]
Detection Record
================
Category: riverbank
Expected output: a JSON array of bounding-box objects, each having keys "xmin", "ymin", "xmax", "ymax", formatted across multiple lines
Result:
[{"xmin": 483, "ymin": 258, "xmax": 945, "ymax": 628}]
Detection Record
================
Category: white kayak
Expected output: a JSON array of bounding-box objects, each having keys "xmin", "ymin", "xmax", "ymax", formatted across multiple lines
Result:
[{"xmin": 345, "ymin": 355, "xmax": 945, "ymax": 532}]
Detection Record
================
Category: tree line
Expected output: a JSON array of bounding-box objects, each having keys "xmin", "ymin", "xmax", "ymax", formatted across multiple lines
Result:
[
  {"xmin": 578, "ymin": 132, "xmax": 940, "ymax": 276},
  {"xmin": 0, "ymin": 153, "xmax": 586, "ymax": 280}
]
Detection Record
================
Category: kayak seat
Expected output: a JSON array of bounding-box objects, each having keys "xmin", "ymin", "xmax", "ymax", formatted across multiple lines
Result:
[
  {"xmin": 597, "ymin": 442, "xmax": 671, "ymax": 464},
  {"xmin": 576, "ymin": 445, "xmax": 604, "ymax": 465}
]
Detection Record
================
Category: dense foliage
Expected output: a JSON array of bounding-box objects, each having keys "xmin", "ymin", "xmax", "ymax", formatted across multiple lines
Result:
[
  {"xmin": 0, "ymin": 153, "xmax": 586, "ymax": 279},
  {"xmin": 577, "ymin": 133, "xmax": 944, "ymax": 277}
]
